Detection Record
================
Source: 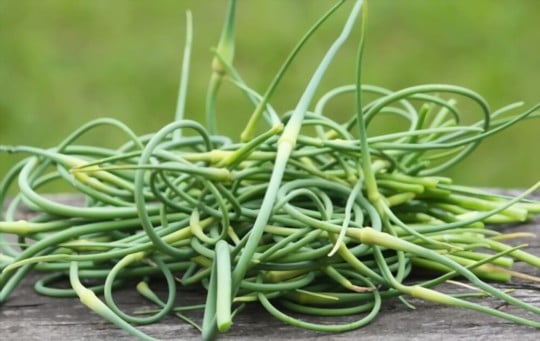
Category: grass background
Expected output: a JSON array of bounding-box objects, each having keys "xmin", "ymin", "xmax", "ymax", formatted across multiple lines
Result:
[{"xmin": 0, "ymin": 0, "xmax": 538, "ymax": 189}]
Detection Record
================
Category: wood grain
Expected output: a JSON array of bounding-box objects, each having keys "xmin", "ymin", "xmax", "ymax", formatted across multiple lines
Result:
[{"xmin": 1, "ymin": 193, "xmax": 540, "ymax": 340}]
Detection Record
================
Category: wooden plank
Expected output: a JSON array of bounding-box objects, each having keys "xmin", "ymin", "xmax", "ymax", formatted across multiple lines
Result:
[{"xmin": 1, "ymin": 194, "xmax": 540, "ymax": 340}]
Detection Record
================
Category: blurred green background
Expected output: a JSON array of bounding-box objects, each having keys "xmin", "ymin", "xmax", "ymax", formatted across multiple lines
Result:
[{"xmin": 0, "ymin": 0, "xmax": 538, "ymax": 188}]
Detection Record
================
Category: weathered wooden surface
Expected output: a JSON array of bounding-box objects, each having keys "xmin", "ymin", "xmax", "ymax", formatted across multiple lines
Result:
[{"xmin": 1, "ymin": 193, "xmax": 540, "ymax": 340}]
